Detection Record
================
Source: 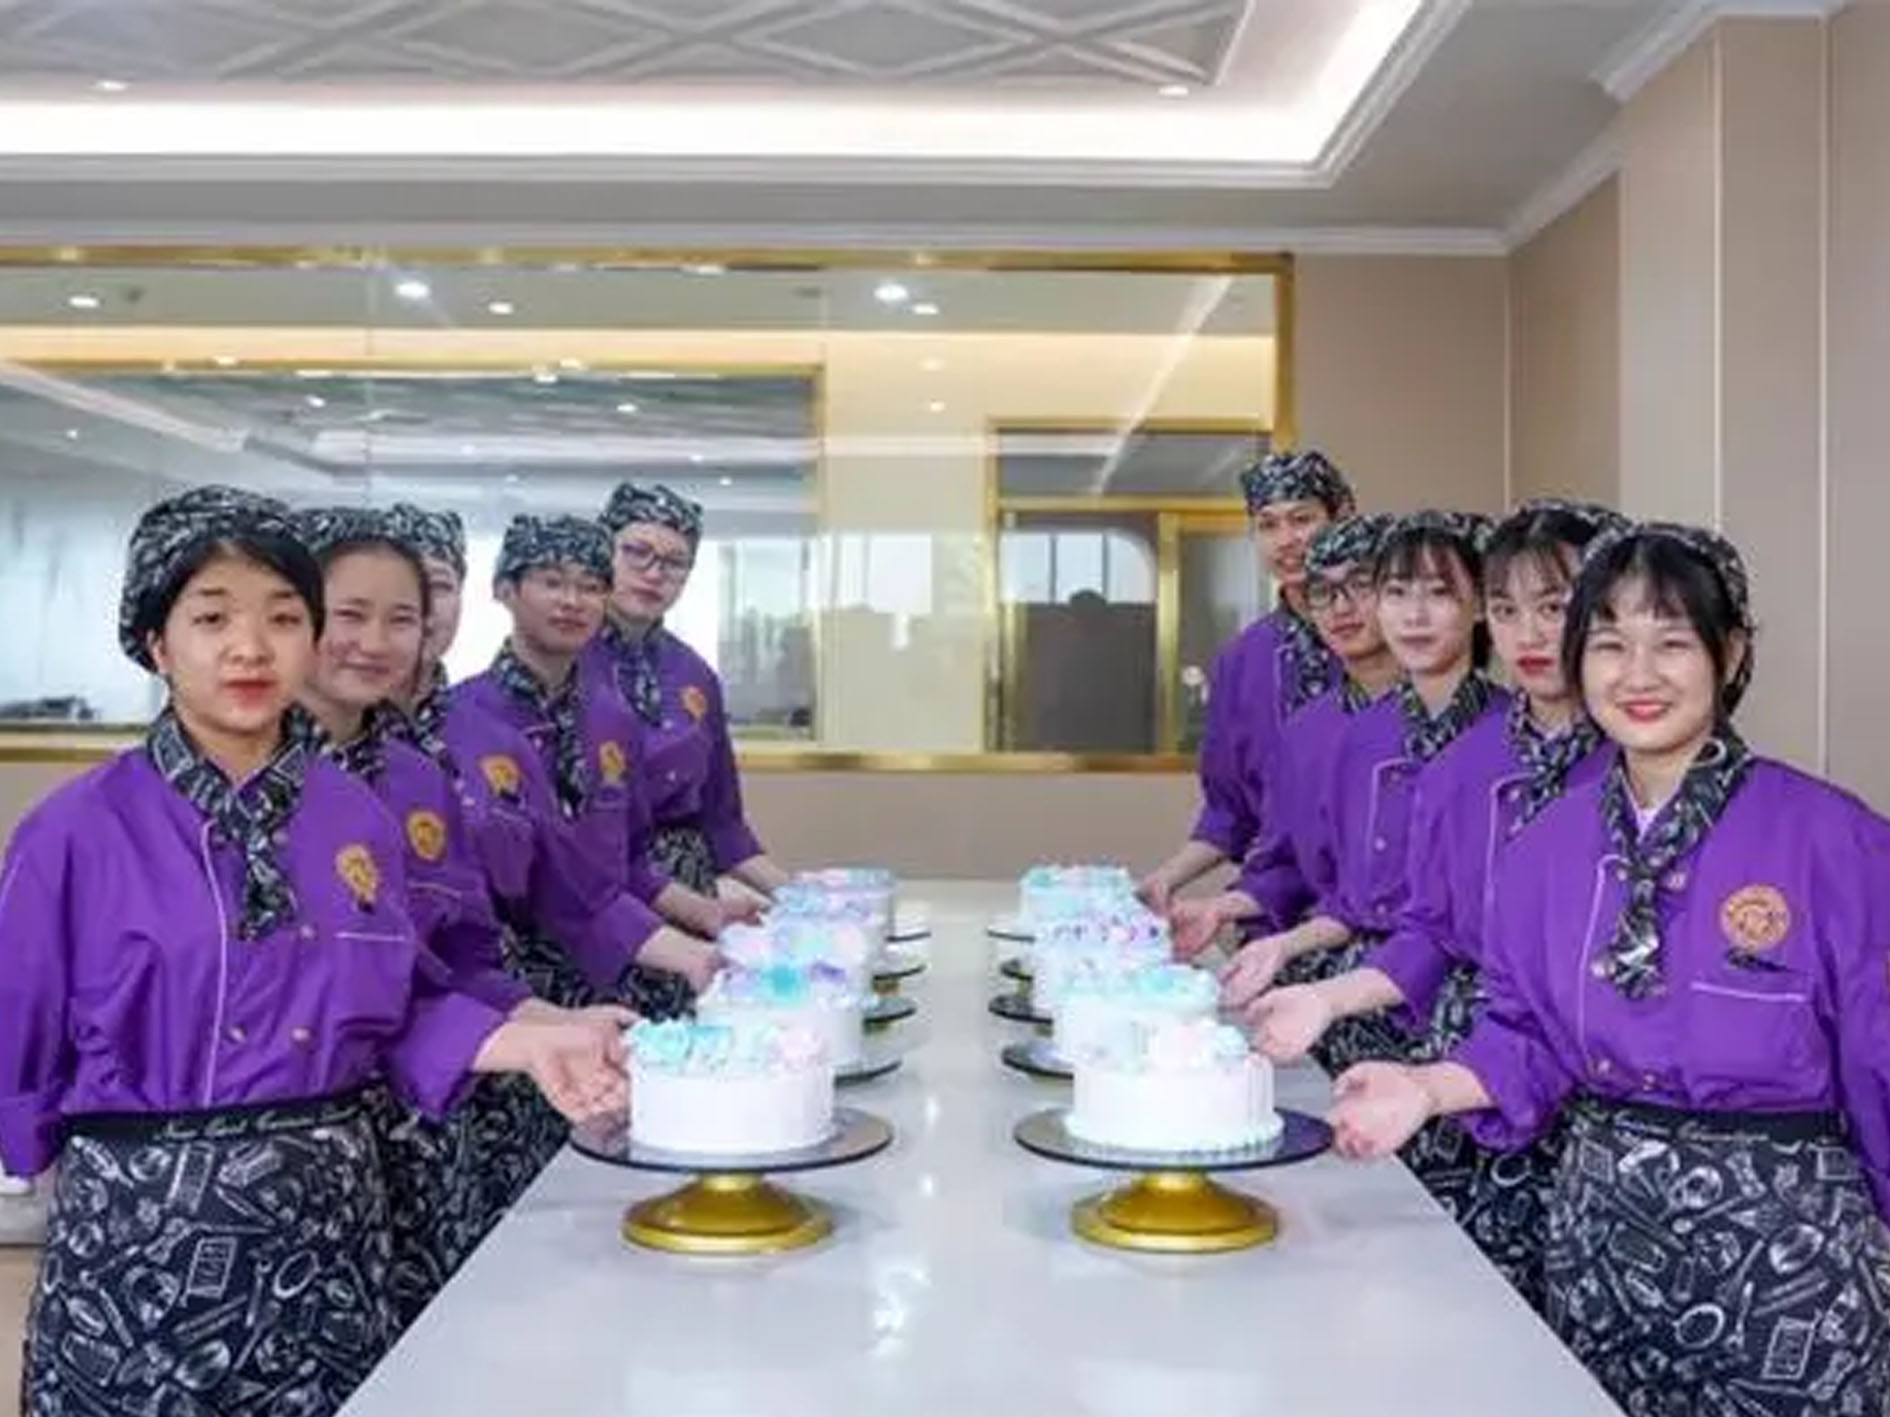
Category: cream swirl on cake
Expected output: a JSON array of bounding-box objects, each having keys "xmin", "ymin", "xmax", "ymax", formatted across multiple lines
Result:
[
  {"xmin": 779, "ymin": 867, "xmax": 898, "ymax": 939},
  {"xmin": 1067, "ymin": 1017, "xmax": 1280, "ymax": 1154},
  {"xmin": 721, "ymin": 916, "xmax": 876, "ymax": 993},
  {"xmin": 1052, "ymin": 963, "xmax": 1220, "ymax": 1064},
  {"xmin": 1018, "ymin": 864, "xmax": 1137, "ymax": 931},
  {"xmin": 627, "ymin": 1018, "xmax": 835, "ymax": 1155},
  {"xmin": 695, "ymin": 961, "xmax": 866, "ymax": 1070},
  {"xmin": 1030, "ymin": 906, "xmax": 1171, "ymax": 1015}
]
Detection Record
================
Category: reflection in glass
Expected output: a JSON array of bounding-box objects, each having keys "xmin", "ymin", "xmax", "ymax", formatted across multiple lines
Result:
[{"xmin": 0, "ymin": 253, "xmax": 1281, "ymax": 754}]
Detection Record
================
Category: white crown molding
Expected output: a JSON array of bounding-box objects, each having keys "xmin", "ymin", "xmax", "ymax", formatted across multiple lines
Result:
[
  {"xmin": 0, "ymin": 215, "xmax": 1509, "ymax": 257},
  {"xmin": 1313, "ymin": 0, "xmax": 1473, "ymax": 183},
  {"xmin": 1594, "ymin": 0, "xmax": 1847, "ymax": 104},
  {"xmin": 1503, "ymin": 123, "xmax": 1621, "ymax": 249}
]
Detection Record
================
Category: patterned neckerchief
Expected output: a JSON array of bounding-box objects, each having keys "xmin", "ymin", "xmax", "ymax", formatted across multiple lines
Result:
[
  {"xmin": 1276, "ymin": 605, "xmax": 1340, "ymax": 716},
  {"xmin": 1597, "ymin": 728, "xmax": 1754, "ymax": 1000},
  {"xmin": 492, "ymin": 642, "xmax": 589, "ymax": 817},
  {"xmin": 600, "ymin": 616, "xmax": 665, "ymax": 725},
  {"xmin": 1395, "ymin": 672, "xmax": 1495, "ymax": 763},
  {"xmin": 146, "ymin": 704, "xmax": 313, "ymax": 940},
  {"xmin": 1505, "ymin": 695, "xmax": 1602, "ymax": 827},
  {"xmin": 1339, "ymin": 675, "xmax": 1377, "ymax": 714},
  {"xmin": 395, "ymin": 663, "xmax": 459, "ymax": 782},
  {"xmin": 319, "ymin": 703, "xmax": 398, "ymax": 788}
]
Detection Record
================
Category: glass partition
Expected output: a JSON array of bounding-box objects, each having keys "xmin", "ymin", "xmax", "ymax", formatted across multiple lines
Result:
[{"xmin": 0, "ymin": 249, "xmax": 1284, "ymax": 763}]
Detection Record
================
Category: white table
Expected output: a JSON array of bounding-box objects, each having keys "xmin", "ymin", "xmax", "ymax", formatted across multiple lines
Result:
[{"xmin": 342, "ymin": 883, "xmax": 1621, "ymax": 1417}]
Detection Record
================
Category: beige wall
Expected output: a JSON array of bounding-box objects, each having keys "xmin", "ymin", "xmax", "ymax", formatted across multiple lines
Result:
[
  {"xmin": 1296, "ymin": 254, "xmax": 1510, "ymax": 514},
  {"xmin": 1826, "ymin": 0, "xmax": 1890, "ymax": 807},
  {"xmin": 1509, "ymin": 176, "xmax": 1621, "ymax": 506}
]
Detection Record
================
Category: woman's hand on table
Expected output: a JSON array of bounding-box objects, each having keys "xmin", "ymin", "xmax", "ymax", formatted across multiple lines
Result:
[
  {"xmin": 1245, "ymin": 984, "xmax": 1332, "ymax": 1062},
  {"xmin": 1328, "ymin": 1062, "xmax": 1436, "ymax": 1159},
  {"xmin": 1170, "ymin": 892, "xmax": 1247, "ymax": 960},
  {"xmin": 477, "ymin": 1019, "xmax": 628, "ymax": 1123},
  {"xmin": 1217, "ymin": 932, "xmax": 1289, "ymax": 1009}
]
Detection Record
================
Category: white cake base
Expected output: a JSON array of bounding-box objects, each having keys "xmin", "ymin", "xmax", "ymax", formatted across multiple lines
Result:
[
  {"xmin": 1052, "ymin": 995, "xmax": 1215, "ymax": 1065},
  {"xmin": 1068, "ymin": 1057, "xmax": 1282, "ymax": 1153},
  {"xmin": 695, "ymin": 997, "xmax": 865, "ymax": 1071},
  {"xmin": 629, "ymin": 1065, "xmax": 835, "ymax": 1156}
]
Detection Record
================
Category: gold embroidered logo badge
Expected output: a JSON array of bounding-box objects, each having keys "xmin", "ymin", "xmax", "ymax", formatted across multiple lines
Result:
[
  {"xmin": 478, "ymin": 754, "xmax": 521, "ymax": 799},
  {"xmin": 598, "ymin": 739, "xmax": 628, "ymax": 786},
  {"xmin": 336, "ymin": 845, "xmax": 380, "ymax": 908},
  {"xmin": 406, "ymin": 810, "xmax": 448, "ymax": 863},
  {"xmin": 681, "ymin": 685, "xmax": 709, "ymax": 722},
  {"xmin": 1721, "ymin": 884, "xmax": 1791, "ymax": 954}
]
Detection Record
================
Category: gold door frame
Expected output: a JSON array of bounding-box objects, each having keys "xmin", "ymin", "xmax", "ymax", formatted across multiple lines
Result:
[{"xmin": 985, "ymin": 420, "xmax": 1267, "ymax": 754}]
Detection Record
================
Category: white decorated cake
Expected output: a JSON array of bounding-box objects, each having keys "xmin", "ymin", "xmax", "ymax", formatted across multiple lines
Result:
[
  {"xmin": 626, "ymin": 1018, "xmax": 835, "ymax": 1156},
  {"xmin": 720, "ymin": 916, "xmax": 877, "ymax": 994},
  {"xmin": 780, "ymin": 868, "xmax": 898, "ymax": 940},
  {"xmin": 1031, "ymin": 907, "xmax": 1171, "ymax": 1016},
  {"xmin": 1052, "ymin": 963, "xmax": 1220, "ymax": 1065},
  {"xmin": 1067, "ymin": 1017, "xmax": 1280, "ymax": 1153},
  {"xmin": 695, "ymin": 962, "xmax": 866, "ymax": 1070},
  {"xmin": 1018, "ymin": 864, "xmax": 1137, "ymax": 933}
]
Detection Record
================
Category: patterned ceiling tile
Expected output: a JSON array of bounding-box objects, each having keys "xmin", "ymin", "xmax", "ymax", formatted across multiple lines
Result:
[{"xmin": 0, "ymin": 0, "xmax": 1256, "ymax": 89}]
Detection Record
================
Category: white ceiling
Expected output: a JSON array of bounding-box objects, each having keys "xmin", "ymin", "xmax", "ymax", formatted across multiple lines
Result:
[
  {"xmin": 0, "ymin": 2, "xmax": 1784, "ymax": 247},
  {"xmin": 0, "ymin": 0, "xmax": 1258, "ymax": 89}
]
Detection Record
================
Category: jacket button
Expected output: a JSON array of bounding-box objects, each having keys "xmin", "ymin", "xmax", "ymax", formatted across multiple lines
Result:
[
  {"xmin": 1593, "ymin": 1057, "xmax": 1612, "ymax": 1075},
  {"xmin": 1663, "ymin": 871, "xmax": 1688, "ymax": 890},
  {"xmin": 1373, "ymin": 837, "xmax": 1388, "ymax": 852},
  {"xmin": 299, "ymin": 924, "xmax": 317, "ymax": 942},
  {"xmin": 290, "ymin": 1027, "xmax": 312, "ymax": 1046},
  {"xmin": 1591, "ymin": 959, "xmax": 1610, "ymax": 979},
  {"xmin": 227, "ymin": 1025, "xmax": 247, "ymax": 1044}
]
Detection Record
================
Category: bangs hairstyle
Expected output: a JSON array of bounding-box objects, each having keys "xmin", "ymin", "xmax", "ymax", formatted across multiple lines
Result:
[
  {"xmin": 139, "ymin": 532, "xmax": 325, "ymax": 651},
  {"xmin": 1373, "ymin": 520, "xmax": 1492, "ymax": 670},
  {"xmin": 1561, "ymin": 533, "xmax": 1754, "ymax": 715},
  {"xmin": 1483, "ymin": 507, "xmax": 1606, "ymax": 601},
  {"xmin": 311, "ymin": 533, "xmax": 434, "ymax": 625}
]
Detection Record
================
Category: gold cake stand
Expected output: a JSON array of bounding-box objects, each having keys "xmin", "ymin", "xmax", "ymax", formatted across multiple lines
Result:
[
  {"xmin": 1013, "ymin": 1107, "xmax": 1332, "ymax": 1254},
  {"xmin": 570, "ymin": 1108, "xmax": 895, "ymax": 1256}
]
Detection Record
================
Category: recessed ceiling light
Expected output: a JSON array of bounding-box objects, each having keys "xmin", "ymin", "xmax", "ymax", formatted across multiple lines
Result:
[
  {"xmin": 718, "ymin": 476, "xmax": 734, "ymax": 487},
  {"xmin": 94, "ymin": 79, "xmax": 129, "ymax": 94},
  {"xmin": 928, "ymin": 400, "xmax": 947, "ymax": 414},
  {"xmin": 394, "ymin": 278, "xmax": 431, "ymax": 301},
  {"xmin": 624, "ymin": 370, "xmax": 679, "ymax": 381},
  {"xmin": 304, "ymin": 394, "xmax": 327, "ymax": 409},
  {"xmin": 533, "ymin": 371, "xmax": 558, "ymax": 385},
  {"xmin": 66, "ymin": 293, "xmax": 101, "ymax": 310},
  {"xmin": 688, "ymin": 453, "xmax": 705, "ymax": 464},
  {"xmin": 212, "ymin": 355, "xmax": 238, "ymax": 367},
  {"xmin": 64, "ymin": 428, "xmax": 80, "ymax": 440},
  {"xmin": 615, "ymin": 401, "xmax": 640, "ymax": 415},
  {"xmin": 504, "ymin": 473, "xmax": 521, "ymax": 485},
  {"xmin": 683, "ymin": 263, "xmax": 726, "ymax": 276},
  {"xmin": 557, "ymin": 358, "xmax": 585, "ymax": 371},
  {"xmin": 1158, "ymin": 83, "xmax": 1190, "ymax": 98},
  {"xmin": 295, "ymin": 368, "xmax": 331, "ymax": 379},
  {"xmin": 912, "ymin": 301, "xmax": 940, "ymax": 317},
  {"xmin": 874, "ymin": 281, "xmax": 911, "ymax": 306},
  {"xmin": 486, "ymin": 300, "xmax": 516, "ymax": 316},
  {"xmin": 459, "ymin": 443, "xmax": 477, "ymax": 456}
]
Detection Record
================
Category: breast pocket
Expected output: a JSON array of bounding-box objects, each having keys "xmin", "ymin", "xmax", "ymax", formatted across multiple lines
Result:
[{"xmin": 1684, "ymin": 963, "xmax": 1828, "ymax": 1094}]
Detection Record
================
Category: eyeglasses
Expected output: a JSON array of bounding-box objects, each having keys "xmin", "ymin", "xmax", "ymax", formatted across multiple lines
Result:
[
  {"xmin": 618, "ymin": 540, "xmax": 695, "ymax": 579},
  {"xmin": 1305, "ymin": 572, "xmax": 1376, "ymax": 611}
]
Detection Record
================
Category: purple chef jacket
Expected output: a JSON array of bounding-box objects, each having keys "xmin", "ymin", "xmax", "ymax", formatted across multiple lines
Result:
[
  {"xmin": 437, "ymin": 693, "xmax": 664, "ymax": 992},
  {"xmin": 1455, "ymin": 758, "xmax": 1890, "ymax": 1218},
  {"xmin": 1234, "ymin": 687, "xmax": 1359, "ymax": 932},
  {"xmin": 365, "ymin": 737, "xmax": 529, "ymax": 1017},
  {"xmin": 1313, "ymin": 687, "xmax": 1509, "ymax": 937},
  {"xmin": 0, "ymin": 752, "xmax": 503, "ymax": 1177},
  {"xmin": 1191, "ymin": 609, "xmax": 1332, "ymax": 859},
  {"xmin": 1369, "ymin": 711, "xmax": 1606, "ymax": 1022},
  {"xmin": 583, "ymin": 629, "xmax": 764, "ymax": 872},
  {"xmin": 455, "ymin": 669, "xmax": 673, "ymax": 970}
]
